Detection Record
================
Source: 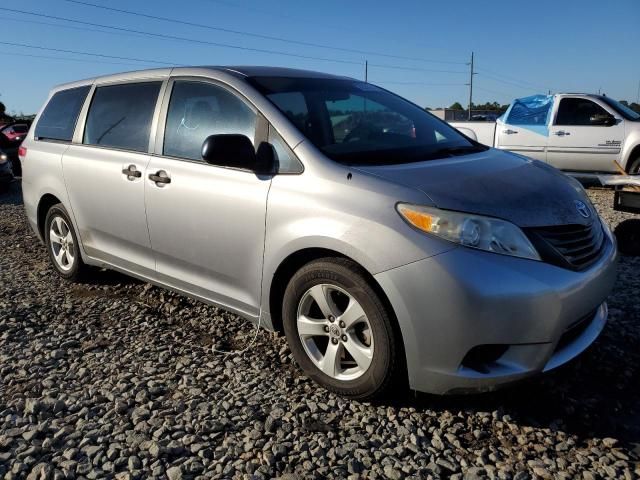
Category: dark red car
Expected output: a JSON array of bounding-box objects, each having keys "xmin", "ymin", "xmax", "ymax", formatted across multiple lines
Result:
[
  {"xmin": 1, "ymin": 123, "xmax": 29, "ymax": 142},
  {"xmin": 0, "ymin": 123, "xmax": 29, "ymax": 176}
]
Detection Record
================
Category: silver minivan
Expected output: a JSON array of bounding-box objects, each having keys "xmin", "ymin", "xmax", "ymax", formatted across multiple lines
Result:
[{"xmin": 21, "ymin": 67, "xmax": 617, "ymax": 399}]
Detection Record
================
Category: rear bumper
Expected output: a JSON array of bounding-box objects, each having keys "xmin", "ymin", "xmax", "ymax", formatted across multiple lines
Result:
[{"xmin": 375, "ymin": 228, "xmax": 618, "ymax": 395}]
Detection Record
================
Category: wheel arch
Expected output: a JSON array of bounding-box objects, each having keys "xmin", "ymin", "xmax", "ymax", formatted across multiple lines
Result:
[
  {"xmin": 624, "ymin": 143, "xmax": 640, "ymax": 173},
  {"xmin": 37, "ymin": 193, "xmax": 63, "ymax": 240},
  {"xmin": 267, "ymin": 248, "xmax": 399, "ymax": 340}
]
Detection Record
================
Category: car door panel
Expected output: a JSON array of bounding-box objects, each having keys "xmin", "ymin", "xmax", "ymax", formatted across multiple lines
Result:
[
  {"xmin": 495, "ymin": 122, "xmax": 548, "ymax": 162},
  {"xmin": 145, "ymin": 159, "xmax": 271, "ymax": 316},
  {"xmin": 547, "ymin": 97, "xmax": 624, "ymax": 172},
  {"xmin": 145, "ymin": 78, "xmax": 270, "ymax": 318},
  {"xmin": 62, "ymin": 145, "xmax": 154, "ymax": 272},
  {"xmin": 61, "ymin": 80, "xmax": 163, "ymax": 273}
]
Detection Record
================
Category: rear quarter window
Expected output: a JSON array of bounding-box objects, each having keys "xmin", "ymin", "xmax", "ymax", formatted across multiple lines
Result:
[{"xmin": 34, "ymin": 86, "xmax": 91, "ymax": 142}]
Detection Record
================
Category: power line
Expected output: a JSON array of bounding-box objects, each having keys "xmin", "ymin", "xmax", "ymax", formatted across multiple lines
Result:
[
  {"xmin": 0, "ymin": 15, "xmax": 154, "ymax": 39},
  {"xmin": 368, "ymin": 63, "xmax": 467, "ymax": 74},
  {"xmin": 475, "ymin": 68, "xmax": 552, "ymax": 92},
  {"xmin": 476, "ymin": 73, "xmax": 540, "ymax": 93},
  {"xmin": 60, "ymin": 0, "xmax": 467, "ymax": 65},
  {"xmin": 0, "ymin": 7, "xmax": 361, "ymax": 67},
  {"xmin": 474, "ymin": 85, "xmax": 519, "ymax": 100},
  {"xmin": 370, "ymin": 80, "xmax": 468, "ymax": 86},
  {"xmin": 1, "ymin": 8, "xmax": 468, "ymax": 74},
  {"xmin": 0, "ymin": 50, "xmax": 157, "ymax": 67},
  {"xmin": 467, "ymin": 51, "xmax": 475, "ymax": 120},
  {"xmin": 0, "ymin": 40, "xmax": 180, "ymax": 66}
]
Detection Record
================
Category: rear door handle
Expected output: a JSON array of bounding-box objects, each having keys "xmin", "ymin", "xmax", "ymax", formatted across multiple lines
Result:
[
  {"xmin": 554, "ymin": 130, "xmax": 570, "ymax": 136},
  {"xmin": 122, "ymin": 164, "xmax": 142, "ymax": 179},
  {"xmin": 149, "ymin": 170, "xmax": 171, "ymax": 185},
  {"xmin": 502, "ymin": 129, "xmax": 518, "ymax": 135}
]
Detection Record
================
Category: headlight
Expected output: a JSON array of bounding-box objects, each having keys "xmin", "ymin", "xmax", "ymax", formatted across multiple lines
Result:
[
  {"xmin": 0, "ymin": 153, "xmax": 7, "ymax": 165},
  {"xmin": 397, "ymin": 203, "xmax": 541, "ymax": 261}
]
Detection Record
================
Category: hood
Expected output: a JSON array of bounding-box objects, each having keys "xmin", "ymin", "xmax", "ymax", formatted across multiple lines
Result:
[{"xmin": 354, "ymin": 149, "xmax": 594, "ymax": 228}]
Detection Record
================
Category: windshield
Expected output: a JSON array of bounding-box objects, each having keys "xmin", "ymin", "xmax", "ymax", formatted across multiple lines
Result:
[
  {"xmin": 600, "ymin": 97, "xmax": 640, "ymax": 121},
  {"xmin": 249, "ymin": 76, "xmax": 485, "ymax": 165}
]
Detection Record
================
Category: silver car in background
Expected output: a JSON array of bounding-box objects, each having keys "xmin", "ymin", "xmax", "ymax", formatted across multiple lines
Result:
[{"xmin": 21, "ymin": 67, "xmax": 617, "ymax": 399}]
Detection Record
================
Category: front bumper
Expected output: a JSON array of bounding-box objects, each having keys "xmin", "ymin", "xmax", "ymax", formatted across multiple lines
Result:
[{"xmin": 375, "ymin": 229, "xmax": 618, "ymax": 395}]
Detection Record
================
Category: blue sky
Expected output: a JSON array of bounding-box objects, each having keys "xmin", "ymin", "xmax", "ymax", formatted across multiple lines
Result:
[{"xmin": 1, "ymin": 0, "xmax": 639, "ymax": 114}]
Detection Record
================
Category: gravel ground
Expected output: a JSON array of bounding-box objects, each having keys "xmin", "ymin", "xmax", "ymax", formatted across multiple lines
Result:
[{"xmin": 0, "ymin": 181, "xmax": 639, "ymax": 480}]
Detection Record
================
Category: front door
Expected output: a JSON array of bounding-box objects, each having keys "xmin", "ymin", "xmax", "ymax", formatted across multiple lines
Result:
[
  {"xmin": 495, "ymin": 96, "xmax": 553, "ymax": 162},
  {"xmin": 547, "ymin": 97, "xmax": 624, "ymax": 172},
  {"xmin": 145, "ymin": 78, "xmax": 271, "ymax": 318},
  {"xmin": 62, "ymin": 81, "xmax": 163, "ymax": 274}
]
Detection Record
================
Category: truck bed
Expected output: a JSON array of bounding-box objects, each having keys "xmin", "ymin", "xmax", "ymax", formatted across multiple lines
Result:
[{"xmin": 448, "ymin": 121, "xmax": 496, "ymax": 147}]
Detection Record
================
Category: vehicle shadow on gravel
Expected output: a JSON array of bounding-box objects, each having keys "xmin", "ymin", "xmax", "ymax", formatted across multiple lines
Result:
[{"xmin": 1, "ymin": 181, "xmax": 140, "ymax": 287}]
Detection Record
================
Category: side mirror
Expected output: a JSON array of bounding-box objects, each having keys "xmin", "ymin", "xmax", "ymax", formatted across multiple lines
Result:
[
  {"xmin": 590, "ymin": 114, "xmax": 616, "ymax": 126},
  {"xmin": 201, "ymin": 134, "xmax": 275, "ymax": 174},
  {"xmin": 201, "ymin": 134, "xmax": 257, "ymax": 170}
]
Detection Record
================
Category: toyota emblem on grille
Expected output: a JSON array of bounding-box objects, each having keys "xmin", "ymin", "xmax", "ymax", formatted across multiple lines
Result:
[{"xmin": 574, "ymin": 200, "xmax": 591, "ymax": 218}]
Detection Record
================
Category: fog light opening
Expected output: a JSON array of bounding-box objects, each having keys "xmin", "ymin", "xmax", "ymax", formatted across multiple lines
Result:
[{"xmin": 461, "ymin": 344, "xmax": 509, "ymax": 374}]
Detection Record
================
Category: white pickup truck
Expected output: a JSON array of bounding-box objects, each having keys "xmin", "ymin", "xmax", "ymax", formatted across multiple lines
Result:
[{"xmin": 449, "ymin": 94, "xmax": 640, "ymax": 175}]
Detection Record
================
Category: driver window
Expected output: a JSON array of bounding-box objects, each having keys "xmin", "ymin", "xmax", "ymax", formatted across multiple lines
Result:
[
  {"xmin": 164, "ymin": 80, "xmax": 256, "ymax": 161},
  {"xmin": 324, "ymin": 94, "xmax": 415, "ymax": 144},
  {"xmin": 555, "ymin": 98, "xmax": 609, "ymax": 126}
]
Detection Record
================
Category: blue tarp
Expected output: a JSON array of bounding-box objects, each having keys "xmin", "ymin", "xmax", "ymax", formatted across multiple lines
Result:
[{"xmin": 500, "ymin": 94, "xmax": 553, "ymax": 136}]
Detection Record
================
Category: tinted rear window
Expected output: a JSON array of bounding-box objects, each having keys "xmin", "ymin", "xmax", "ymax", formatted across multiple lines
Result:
[
  {"xmin": 84, "ymin": 82, "xmax": 161, "ymax": 152},
  {"xmin": 35, "ymin": 86, "xmax": 91, "ymax": 142}
]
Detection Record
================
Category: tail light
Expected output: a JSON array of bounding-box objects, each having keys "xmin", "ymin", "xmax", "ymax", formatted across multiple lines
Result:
[{"xmin": 18, "ymin": 146, "xmax": 27, "ymax": 158}]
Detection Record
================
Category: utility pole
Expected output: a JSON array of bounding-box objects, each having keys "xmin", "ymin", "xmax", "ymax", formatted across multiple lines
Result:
[
  {"xmin": 636, "ymin": 80, "xmax": 639, "ymax": 104},
  {"xmin": 467, "ymin": 52, "xmax": 474, "ymax": 120},
  {"xmin": 364, "ymin": 60, "xmax": 368, "ymax": 83}
]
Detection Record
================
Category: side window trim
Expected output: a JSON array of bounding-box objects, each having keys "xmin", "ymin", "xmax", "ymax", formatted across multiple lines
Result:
[
  {"xmin": 72, "ymin": 84, "xmax": 96, "ymax": 144},
  {"xmin": 153, "ymin": 76, "xmax": 258, "ymax": 160},
  {"xmin": 78, "ymin": 79, "xmax": 167, "ymax": 154}
]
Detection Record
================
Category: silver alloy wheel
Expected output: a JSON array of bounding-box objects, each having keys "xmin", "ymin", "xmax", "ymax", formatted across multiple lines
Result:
[
  {"xmin": 296, "ymin": 283, "xmax": 374, "ymax": 381},
  {"xmin": 49, "ymin": 216, "xmax": 75, "ymax": 272}
]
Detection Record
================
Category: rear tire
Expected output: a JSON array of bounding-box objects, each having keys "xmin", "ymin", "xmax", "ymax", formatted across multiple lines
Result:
[
  {"xmin": 44, "ymin": 204, "xmax": 88, "ymax": 281},
  {"xmin": 282, "ymin": 257, "xmax": 405, "ymax": 400}
]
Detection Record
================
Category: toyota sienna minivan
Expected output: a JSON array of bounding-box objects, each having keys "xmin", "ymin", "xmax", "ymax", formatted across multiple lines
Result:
[{"xmin": 21, "ymin": 67, "xmax": 617, "ymax": 399}]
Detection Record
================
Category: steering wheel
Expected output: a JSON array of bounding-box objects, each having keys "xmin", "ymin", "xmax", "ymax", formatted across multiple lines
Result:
[{"xmin": 344, "ymin": 123, "xmax": 379, "ymax": 143}]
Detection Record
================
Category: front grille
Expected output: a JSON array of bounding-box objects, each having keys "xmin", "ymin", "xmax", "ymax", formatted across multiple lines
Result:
[{"xmin": 526, "ymin": 221, "xmax": 605, "ymax": 271}]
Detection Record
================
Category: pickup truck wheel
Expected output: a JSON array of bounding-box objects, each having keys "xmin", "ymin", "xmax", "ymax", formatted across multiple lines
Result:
[
  {"xmin": 627, "ymin": 156, "xmax": 640, "ymax": 174},
  {"xmin": 44, "ymin": 204, "xmax": 88, "ymax": 281},
  {"xmin": 282, "ymin": 257, "xmax": 405, "ymax": 400}
]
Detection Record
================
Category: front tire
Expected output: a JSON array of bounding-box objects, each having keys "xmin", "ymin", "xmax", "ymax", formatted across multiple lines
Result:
[
  {"xmin": 627, "ymin": 156, "xmax": 640, "ymax": 175},
  {"xmin": 282, "ymin": 258, "xmax": 404, "ymax": 400},
  {"xmin": 44, "ymin": 204, "xmax": 87, "ymax": 281}
]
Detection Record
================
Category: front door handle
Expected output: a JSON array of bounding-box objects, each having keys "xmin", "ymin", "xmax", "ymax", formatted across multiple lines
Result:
[
  {"xmin": 149, "ymin": 170, "xmax": 171, "ymax": 185},
  {"xmin": 554, "ymin": 130, "xmax": 571, "ymax": 136},
  {"xmin": 122, "ymin": 164, "xmax": 142, "ymax": 179},
  {"xmin": 502, "ymin": 129, "xmax": 518, "ymax": 135}
]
